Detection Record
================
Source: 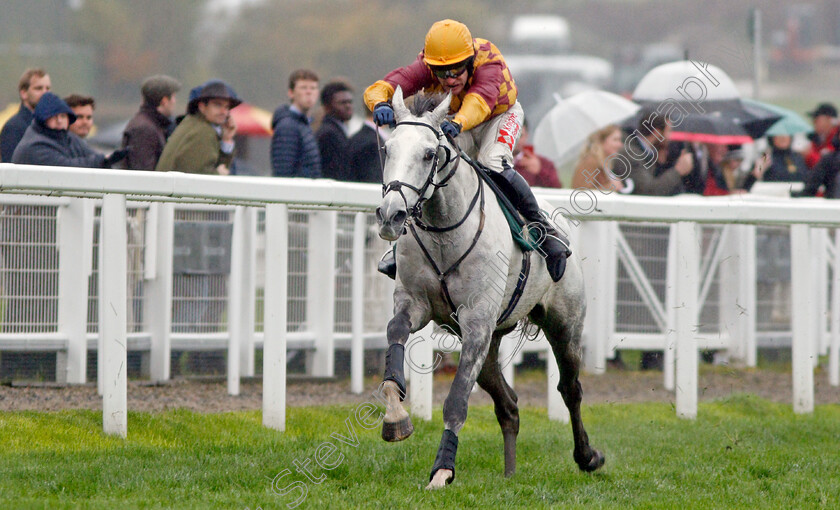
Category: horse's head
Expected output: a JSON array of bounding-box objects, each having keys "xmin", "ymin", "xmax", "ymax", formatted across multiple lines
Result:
[{"xmin": 376, "ymin": 87, "xmax": 452, "ymax": 241}]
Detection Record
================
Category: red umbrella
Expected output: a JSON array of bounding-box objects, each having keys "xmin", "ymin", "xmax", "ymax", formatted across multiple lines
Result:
[{"xmin": 230, "ymin": 103, "xmax": 273, "ymax": 137}]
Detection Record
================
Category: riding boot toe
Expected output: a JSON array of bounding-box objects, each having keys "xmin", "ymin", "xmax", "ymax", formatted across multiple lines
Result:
[
  {"xmin": 378, "ymin": 249, "xmax": 397, "ymax": 280},
  {"xmin": 546, "ymin": 250, "xmax": 567, "ymax": 282}
]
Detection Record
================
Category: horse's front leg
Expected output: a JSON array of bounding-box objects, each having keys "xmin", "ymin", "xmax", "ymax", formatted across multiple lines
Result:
[
  {"xmin": 381, "ymin": 292, "xmax": 429, "ymax": 442},
  {"xmin": 427, "ymin": 311, "xmax": 495, "ymax": 489}
]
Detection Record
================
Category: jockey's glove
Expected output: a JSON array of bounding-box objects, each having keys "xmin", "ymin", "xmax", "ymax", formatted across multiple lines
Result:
[
  {"xmin": 103, "ymin": 148, "xmax": 129, "ymax": 168},
  {"xmin": 373, "ymin": 102, "xmax": 395, "ymax": 127},
  {"xmin": 441, "ymin": 120, "xmax": 461, "ymax": 139}
]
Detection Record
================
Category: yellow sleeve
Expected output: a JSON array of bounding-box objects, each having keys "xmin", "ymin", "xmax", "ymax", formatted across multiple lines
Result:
[
  {"xmin": 363, "ymin": 81, "xmax": 396, "ymax": 112},
  {"xmin": 453, "ymin": 92, "xmax": 492, "ymax": 131}
]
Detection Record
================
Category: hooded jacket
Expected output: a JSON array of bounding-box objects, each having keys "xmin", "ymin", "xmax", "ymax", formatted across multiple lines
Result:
[
  {"xmin": 270, "ymin": 104, "xmax": 321, "ymax": 178},
  {"xmin": 11, "ymin": 93, "xmax": 105, "ymax": 168}
]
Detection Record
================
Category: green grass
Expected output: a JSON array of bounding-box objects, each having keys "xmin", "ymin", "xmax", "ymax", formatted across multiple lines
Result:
[{"xmin": 1, "ymin": 397, "xmax": 838, "ymax": 509}]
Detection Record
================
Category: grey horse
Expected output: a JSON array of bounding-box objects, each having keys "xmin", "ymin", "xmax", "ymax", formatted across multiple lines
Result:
[{"xmin": 375, "ymin": 87, "xmax": 604, "ymax": 489}]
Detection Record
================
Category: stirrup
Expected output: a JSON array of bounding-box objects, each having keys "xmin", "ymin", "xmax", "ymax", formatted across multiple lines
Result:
[{"xmin": 378, "ymin": 248, "xmax": 396, "ymax": 280}]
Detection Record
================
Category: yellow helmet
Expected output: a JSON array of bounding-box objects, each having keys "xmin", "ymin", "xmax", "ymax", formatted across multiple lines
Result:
[{"xmin": 423, "ymin": 19, "xmax": 474, "ymax": 67}]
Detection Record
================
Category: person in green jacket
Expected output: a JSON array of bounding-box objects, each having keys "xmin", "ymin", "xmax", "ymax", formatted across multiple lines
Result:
[{"xmin": 156, "ymin": 80, "xmax": 241, "ymax": 174}]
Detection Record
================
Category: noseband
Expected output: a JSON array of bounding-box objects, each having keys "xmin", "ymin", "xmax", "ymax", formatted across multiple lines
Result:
[{"xmin": 381, "ymin": 121, "xmax": 459, "ymax": 220}]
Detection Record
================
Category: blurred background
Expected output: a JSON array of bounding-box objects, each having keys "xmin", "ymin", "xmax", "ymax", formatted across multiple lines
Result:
[{"xmin": 2, "ymin": 0, "xmax": 840, "ymax": 173}]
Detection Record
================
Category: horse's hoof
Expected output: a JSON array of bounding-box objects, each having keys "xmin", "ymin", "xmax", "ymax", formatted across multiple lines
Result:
[
  {"xmin": 425, "ymin": 469, "xmax": 453, "ymax": 489},
  {"xmin": 381, "ymin": 415, "xmax": 414, "ymax": 442},
  {"xmin": 578, "ymin": 449, "xmax": 605, "ymax": 472}
]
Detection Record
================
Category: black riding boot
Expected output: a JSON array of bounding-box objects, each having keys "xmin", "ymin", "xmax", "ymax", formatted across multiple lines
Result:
[
  {"xmin": 500, "ymin": 164, "xmax": 571, "ymax": 282},
  {"xmin": 378, "ymin": 247, "xmax": 397, "ymax": 280}
]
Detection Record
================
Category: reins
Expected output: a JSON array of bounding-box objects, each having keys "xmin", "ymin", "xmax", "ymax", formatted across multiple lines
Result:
[{"xmin": 378, "ymin": 120, "xmax": 529, "ymax": 325}]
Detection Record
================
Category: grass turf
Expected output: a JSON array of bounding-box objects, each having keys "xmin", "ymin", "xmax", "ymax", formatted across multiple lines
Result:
[{"xmin": 1, "ymin": 395, "xmax": 838, "ymax": 509}]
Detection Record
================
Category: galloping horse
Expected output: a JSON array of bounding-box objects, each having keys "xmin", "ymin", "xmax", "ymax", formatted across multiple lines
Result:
[{"xmin": 375, "ymin": 87, "xmax": 605, "ymax": 489}]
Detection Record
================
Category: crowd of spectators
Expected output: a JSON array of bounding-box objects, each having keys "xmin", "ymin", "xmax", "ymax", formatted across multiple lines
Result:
[{"xmin": 2, "ymin": 66, "xmax": 838, "ymax": 200}]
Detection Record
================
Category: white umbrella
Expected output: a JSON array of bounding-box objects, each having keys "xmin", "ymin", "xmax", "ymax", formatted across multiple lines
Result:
[
  {"xmin": 532, "ymin": 89, "xmax": 639, "ymax": 168},
  {"xmin": 631, "ymin": 60, "xmax": 740, "ymax": 103}
]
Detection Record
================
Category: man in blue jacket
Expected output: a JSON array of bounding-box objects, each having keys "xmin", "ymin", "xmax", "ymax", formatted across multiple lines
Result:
[
  {"xmin": 270, "ymin": 69, "xmax": 321, "ymax": 178},
  {"xmin": 0, "ymin": 68, "xmax": 51, "ymax": 162}
]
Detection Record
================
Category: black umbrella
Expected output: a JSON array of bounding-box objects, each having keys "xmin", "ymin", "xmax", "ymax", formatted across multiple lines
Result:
[{"xmin": 627, "ymin": 99, "xmax": 781, "ymax": 143}]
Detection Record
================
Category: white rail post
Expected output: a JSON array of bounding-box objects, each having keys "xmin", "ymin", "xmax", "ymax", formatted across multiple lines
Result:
[
  {"xmin": 831, "ymin": 228, "xmax": 840, "ymax": 387},
  {"xmin": 790, "ymin": 224, "xmax": 815, "ymax": 413},
  {"xmin": 99, "ymin": 194, "xmax": 128, "ymax": 437},
  {"xmin": 812, "ymin": 228, "xmax": 829, "ymax": 360},
  {"xmin": 664, "ymin": 223, "xmax": 677, "ymax": 391},
  {"xmin": 500, "ymin": 335, "xmax": 515, "ymax": 388},
  {"xmin": 579, "ymin": 220, "xmax": 614, "ymax": 374},
  {"xmin": 263, "ymin": 204, "xmax": 289, "ymax": 431},
  {"xmin": 674, "ymin": 221, "xmax": 699, "ymax": 419},
  {"xmin": 226, "ymin": 206, "xmax": 252, "ymax": 396},
  {"xmin": 351, "ymin": 212, "xmax": 366, "ymax": 394},
  {"xmin": 547, "ymin": 341, "xmax": 569, "ymax": 422},
  {"xmin": 305, "ymin": 210, "xmax": 336, "ymax": 377},
  {"xmin": 240, "ymin": 207, "xmax": 258, "ymax": 377},
  {"xmin": 56, "ymin": 198, "xmax": 94, "ymax": 384},
  {"xmin": 144, "ymin": 203, "xmax": 174, "ymax": 382},
  {"xmin": 408, "ymin": 322, "xmax": 434, "ymax": 421},
  {"xmin": 718, "ymin": 225, "xmax": 757, "ymax": 365}
]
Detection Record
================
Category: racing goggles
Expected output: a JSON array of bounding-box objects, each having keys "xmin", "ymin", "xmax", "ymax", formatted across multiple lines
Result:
[{"xmin": 431, "ymin": 64, "xmax": 469, "ymax": 80}]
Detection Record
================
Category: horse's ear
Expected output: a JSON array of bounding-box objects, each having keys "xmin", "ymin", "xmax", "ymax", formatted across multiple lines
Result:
[
  {"xmin": 431, "ymin": 93, "xmax": 452, "ymax": 126},
  {"xmin": 392, "ymin": 86, "xmax": 410, "ymax": 121}
]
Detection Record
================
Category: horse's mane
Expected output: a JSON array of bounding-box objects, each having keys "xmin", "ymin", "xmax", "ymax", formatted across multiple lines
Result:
[{"xmin": 407, "ymin": 93, "xmax": 447, "ymax": 117}]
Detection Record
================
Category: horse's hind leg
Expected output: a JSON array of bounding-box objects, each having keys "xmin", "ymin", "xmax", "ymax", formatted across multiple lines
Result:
[
  {"xmin": 476, "ymin": 331, "xmax": 520, "ymax": 477},
  {"xmin": 535, "ymin": 307, "xmax": 605, "ymax": 472}
]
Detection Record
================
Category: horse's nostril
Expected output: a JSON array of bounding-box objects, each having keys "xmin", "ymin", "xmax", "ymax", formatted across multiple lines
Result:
[
  {"xmin": 393, "ymin": 210, "xmax": 407, "ymax": 225},
  {"xmin": 375, "ymin": 207, "xmax": 384, "ymax": 225}
]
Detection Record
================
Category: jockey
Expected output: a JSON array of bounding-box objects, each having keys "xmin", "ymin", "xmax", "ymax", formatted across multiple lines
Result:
[{"xmin": 364, "ymin": 19, "xmax": 570, "ymax": 282}]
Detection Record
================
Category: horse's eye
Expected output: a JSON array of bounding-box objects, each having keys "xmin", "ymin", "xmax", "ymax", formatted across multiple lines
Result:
[{"xmin": 423, "ymin": 149, "xmax": 435, "ymax": 162}]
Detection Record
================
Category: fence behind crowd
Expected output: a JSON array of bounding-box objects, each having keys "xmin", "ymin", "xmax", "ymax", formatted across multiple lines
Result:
[{"xmin": 0, "ymin": 163, "xmax": 838, "ymax": 435}]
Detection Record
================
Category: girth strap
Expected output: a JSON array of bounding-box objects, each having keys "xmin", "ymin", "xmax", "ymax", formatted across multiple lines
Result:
[{"xmin": 496, "ymin": 251, "xmax": 531, "ymax": 326}]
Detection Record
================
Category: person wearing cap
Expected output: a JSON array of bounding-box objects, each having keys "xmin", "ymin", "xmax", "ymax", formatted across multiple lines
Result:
[
  {"xmin": 363, "ymin": 19, "xmax": 570, "ymax": 283},
  {"xmin": 156, "ymin": 79, "xmax": 240, "ymax": 174},
  {"xmin": 804, "ymin": 102, "xmax": 838, "ymax": 169},
  {"xmin": 122, "ymin": 75, "xmax": 181, "ymax": 170},
  {"xmin": 11, "ymin": 92, "xmax": 127, "ymax": 168}
]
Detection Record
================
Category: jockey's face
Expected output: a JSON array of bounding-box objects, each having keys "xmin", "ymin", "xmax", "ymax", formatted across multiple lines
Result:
[{"xmin": 434, "ymin": 66, "xmax": 468, "ymax": 97}]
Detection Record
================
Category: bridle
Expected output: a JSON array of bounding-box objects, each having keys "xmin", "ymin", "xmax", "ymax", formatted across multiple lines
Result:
[
  {"xmin": 378, "ymin": 119, "xmax": 487, "ymax": 315},
  {"xmin": 380, "ymin": 121, "xmax": 460, "ymax": 221}
]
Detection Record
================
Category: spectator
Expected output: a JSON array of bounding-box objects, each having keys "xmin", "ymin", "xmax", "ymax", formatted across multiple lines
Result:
[
  {"xmin": 156, "ymin": 80, "xmax": 240, "ymax": 175},
  {"xmin": 617, "ymin": 107, "xmax": 693, "ymax": 196},
  {"xmin": 122, "ymin": 75, "xmax": 181, "ymax": 170},
  {"xmin": 757, "ymin": 135, "xmax": 808, "ymax": 183},
  {"xmin": 271, "ymin": 69, "xmax": 321, "ymax": 178},
  {"xmin": 64, "ymin": 94, "xmax": 95, "ymax": 139},
  {"xmin": 346, "ymin": 109, "xmax": 385, "ymax": 183},
  {"xmin": 702, "ymin": 145, "xmax": 755, "ymax": 195},
  {"xmin": 804, "ymin": 102, "xmax": 838, "ymax": 169},
  {"xmin": 316, "ymin": 80, "xmax": 354, "ymax": 180},
  {"xmin": 571, "ymin": 124, "xmax": 624, "ymax": 192},
  {"xmin": 1, "ymin": 68, "xmax": 51, "ymax": 162},
  {"xmin": 794, "ymin": 150, "xmax": 840, "ymax": 198},
  {"xmin": 11, "ymin": 92, "xmax": 126, "ymax": 168},
  {"xmin": 514, "ymin": 121, "xmax": 562, "ymax": 188}
]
